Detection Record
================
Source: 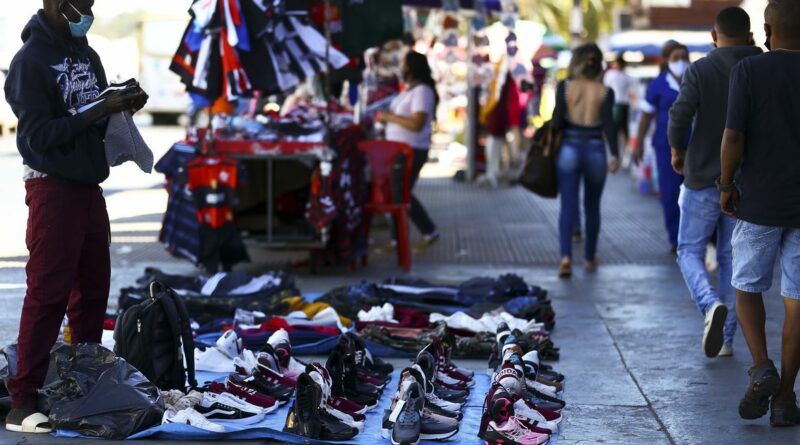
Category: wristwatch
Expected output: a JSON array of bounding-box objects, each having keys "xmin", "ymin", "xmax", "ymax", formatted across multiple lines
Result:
[{"xmin": 715, "ymin": 177, "xmax": 736, "ymax": 192}]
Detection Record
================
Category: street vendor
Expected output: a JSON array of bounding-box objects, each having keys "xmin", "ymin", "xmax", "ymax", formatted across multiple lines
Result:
[{"xmin": 2, "ymin": 0, "xmax": 147, "ymax": 433}]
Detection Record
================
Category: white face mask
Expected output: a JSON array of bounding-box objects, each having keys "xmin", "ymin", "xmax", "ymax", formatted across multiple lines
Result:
[{"xmin": 668, "ymin": 60, "xmax": 689, "ymax": 78}]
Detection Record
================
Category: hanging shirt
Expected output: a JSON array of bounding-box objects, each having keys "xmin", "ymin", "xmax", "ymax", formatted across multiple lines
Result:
[
  {"xmin": 640, "ymin": 72, "xmax": 680, "ymax": 150},
  {"xmin": 386, "ymin": 84, "xmax": 436, "ymax": 150}
]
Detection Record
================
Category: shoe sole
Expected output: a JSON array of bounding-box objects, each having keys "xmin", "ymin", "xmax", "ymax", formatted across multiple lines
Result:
[
  {"xmin": 739, "ymin": 374, "xmax": 780, "ymax": 420},
  {"xmin": 703, "ymin": 304, "xmax": 728, "ymax": 358},
  {"xmin": 391, "ymin": 434, "xmax": 421, "ymax": 445},
  {"xmin": 770, "ymin": 413, "xmax": 800, "ymax": 427},
  {"xmin": 421, "ymin": 427, "xmax": 459, "ymax": 440}
]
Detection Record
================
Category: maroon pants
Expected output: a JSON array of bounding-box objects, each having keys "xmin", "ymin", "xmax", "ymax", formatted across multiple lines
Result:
[{"xmin": 8, "ymin": 178, "xmax": 110, "ymax": 410}]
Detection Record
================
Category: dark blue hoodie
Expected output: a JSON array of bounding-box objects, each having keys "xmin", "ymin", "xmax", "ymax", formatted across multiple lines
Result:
[{"xmin": 4, "ymin": 10, "xmax": 109, "ymax": 184}]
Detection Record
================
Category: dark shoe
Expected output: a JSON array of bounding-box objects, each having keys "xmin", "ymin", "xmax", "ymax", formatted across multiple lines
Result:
[
  {"xmin": 391, "ymin": 380, "xmax": 424, "ymax": 445},
  {"xmin": 739, "ymin": 360, "xmax": 780, "ymax": 419},
  {"xmin": 284, "ymin": 373, "xmax": 358, "ymax": 441},
  {"xmin": 771, "ymin": 393, "xmax": 800, "ymax": 427}
]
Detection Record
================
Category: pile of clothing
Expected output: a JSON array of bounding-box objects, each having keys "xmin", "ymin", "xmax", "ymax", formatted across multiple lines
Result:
[
  {"xmin": 381, "ymin": 337, "xmax": 474, "ymax": 445},
  {"xmin": 318, "ymin": 275, "xmax": 558, "ymax": 359},
  {"xmin": 479, "ymin": 323, "xmax": 566, "ymax": 445}
]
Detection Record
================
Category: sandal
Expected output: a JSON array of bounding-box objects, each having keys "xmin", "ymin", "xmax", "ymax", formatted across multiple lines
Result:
[{"xmin": 5, "ymin": 411, "xmax": 52, "ymax": 434}]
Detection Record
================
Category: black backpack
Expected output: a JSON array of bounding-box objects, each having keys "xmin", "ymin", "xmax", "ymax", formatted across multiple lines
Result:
[{"xmin": 114, "ymin": 281, "xmax": 197, "ymax": 390}]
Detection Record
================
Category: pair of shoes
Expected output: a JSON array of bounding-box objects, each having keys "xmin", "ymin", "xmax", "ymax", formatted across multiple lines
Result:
[
  {"xmin": 382, "ymin": 372, "xmax": 459, "ymax": 444},
  {"xmin": 739, "ymin": 359, "xmax": 780, "ymax": 420},
  {"xmin": 306, "ymin": 363, "xmax": 366, "ymax": 431},
  {"xmin": 284, "ymin": 373, "xmax": 359, "ymax": 440},
  {"xmin": 325, "ymin": 349, "xmax": 380, "ymax": 410},
  {"xmin": 479, "ymin": 387, "xmax": 551, "ymax": 445},
  {"xmin": 163, "ymin": 408, "xmax": 225, "ymax": 432},
  {"xmin": 703, "ymin": 303, "xmax": 728, "ymax": 358}
]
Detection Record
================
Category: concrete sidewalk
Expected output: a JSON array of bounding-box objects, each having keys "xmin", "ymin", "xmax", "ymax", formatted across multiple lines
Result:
[{"xmin": 0, "ymin": 166, "xmax": 796, "ymax": 444}]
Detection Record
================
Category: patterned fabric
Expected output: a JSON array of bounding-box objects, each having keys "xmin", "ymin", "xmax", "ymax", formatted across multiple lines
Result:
[{"xmin": 306, "ymin": 126, "xmax": 368, "ymax": 264}]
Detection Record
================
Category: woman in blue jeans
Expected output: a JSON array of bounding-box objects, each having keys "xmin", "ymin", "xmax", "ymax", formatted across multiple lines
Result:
[{"xmin": 551, "ymin": 43, "xmax": 620, "ymax": 278}]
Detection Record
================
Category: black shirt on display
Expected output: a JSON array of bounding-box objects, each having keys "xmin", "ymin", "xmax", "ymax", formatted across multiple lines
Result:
[{"xmin": 726, "ymin": 51, "xmax": 800, "ymax": 228}]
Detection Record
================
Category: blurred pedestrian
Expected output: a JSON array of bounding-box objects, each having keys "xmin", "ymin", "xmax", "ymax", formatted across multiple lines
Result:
[
  {"xmin": 551, "ymin": 43, "xmax": 620, "ymax": 278},
  {"xmin": 603, "ymin": 52, "xmax": 636, "ymax": 155},
  {"xmin": 669, "ymin": 6, "xmax": 761, "ymax": 359},
  {"xmin": 719, "ymin": 0, "xmax": 800, "ymax": 426},
  {"xmin": 377, "ymin": 50, "xmax": 440, "ymax": 251},
  {"xmin": 635, "ymin": 42, "xmax": 690, "ymax": 253},
  {"xmin": 2, "ymin": 0, "xmax": 147, "ymax": 433}
]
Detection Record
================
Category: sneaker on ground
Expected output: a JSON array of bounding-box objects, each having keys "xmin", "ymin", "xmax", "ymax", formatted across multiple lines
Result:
[
  {"xmin": 195, "ymin": 392, "xmax": 263, "ymax": 420},
  {"xmin": 390, "ymin": 379, "xmax": 425, "ymax": 445},
  {"xmin": 485, "ymin": 415, "xmax": 550, "ymax": 445},
  {"xmin": 163, "ymin": 408, "xmax": 226, "ymax": 432}
]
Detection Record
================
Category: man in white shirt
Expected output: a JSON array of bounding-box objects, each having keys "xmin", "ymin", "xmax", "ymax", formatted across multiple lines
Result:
[{"xmin": 603, "ymin": 53, "xmax": 636, "ymax": 152}]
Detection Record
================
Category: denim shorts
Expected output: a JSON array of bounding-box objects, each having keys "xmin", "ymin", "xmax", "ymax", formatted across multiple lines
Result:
[{"xmin": 731, "ymin": 220, "xmax": 800, "ymax": 299}]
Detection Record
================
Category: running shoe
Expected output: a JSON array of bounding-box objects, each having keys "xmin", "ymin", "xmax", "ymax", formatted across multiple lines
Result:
[{"xmin": 162, "ymin": 408, "xmax": 226, "ymax": 432}]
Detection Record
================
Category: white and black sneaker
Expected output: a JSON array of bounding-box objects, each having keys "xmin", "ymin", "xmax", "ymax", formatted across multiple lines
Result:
[
  {"xmin": 703, "ymin": 302, "xmax": 728, "ymax": 358},
  {"xmin": 163, "ymin": 408, "xmax": 226, "ymax": 432},
  {"xmin": 195, "ymin": 392, "xmax": 263, "ymax": 420}
]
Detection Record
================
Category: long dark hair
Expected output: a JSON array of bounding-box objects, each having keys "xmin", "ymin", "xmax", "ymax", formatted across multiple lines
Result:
[
  {"xmin": 404, "ymin": 51, "xmax": 440, "ymax": 111},
  {"xmin": 568, "ymin": 43, "xmax": 603, "ymax": 80}
]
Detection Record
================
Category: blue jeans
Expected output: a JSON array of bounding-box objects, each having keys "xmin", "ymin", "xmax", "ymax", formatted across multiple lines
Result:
[
  {"xmin": 732, "ymin": 221, "xmax": 800, "ymax": 299},
  {"xmin": 556, "ymin": 138, "xmax": 607, "ymax": 261},
  {"xmin": 655, "ymin": 146, "xmax": 683, "ymax": 248},
  {"xmin": 677, "ymin": 186, "xmax": 736, "ymax": 344}
]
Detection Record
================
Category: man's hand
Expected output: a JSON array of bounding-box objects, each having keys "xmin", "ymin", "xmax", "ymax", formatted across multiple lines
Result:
[
  {"xmin": 671, "ymin": 148, "xmax": 685, "ymax": 175},
  {"xmin": 632, "ymin": 141, "xmax": 644, "ymax": 166},
  {"xmin": 103, "ymin": 89, "xmax": 146, "ymax": 115},
  {"xmin": 720, "ymin": 188, "xmax": 739, "ymax": 217}
]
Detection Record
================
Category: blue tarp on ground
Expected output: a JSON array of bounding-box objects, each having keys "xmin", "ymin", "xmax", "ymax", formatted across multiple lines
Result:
[{"xmin": 54, "ymin": 371, "xmax": 560, "ymax": 444}]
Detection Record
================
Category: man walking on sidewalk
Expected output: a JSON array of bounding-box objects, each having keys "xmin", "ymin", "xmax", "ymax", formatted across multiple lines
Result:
[
  {"xmin": 668, "ymin": 6, "xmax": 760, "ymax": 358},
  {"xmin": 3, "ymin": 0, "xmax": 146, "ymax": 433},
  {"xmin": 719, "ymin": 0, "xmax": 800, "ymax": 427}
]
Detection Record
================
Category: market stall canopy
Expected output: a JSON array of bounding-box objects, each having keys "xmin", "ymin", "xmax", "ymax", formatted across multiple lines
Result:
[
  {"xmin": 608, "ymin": 30, "xmax": 714, "ymax": 56},
  {"xmin": 402, "ymin": 0, "xmax": 501, "ymax": 10}
]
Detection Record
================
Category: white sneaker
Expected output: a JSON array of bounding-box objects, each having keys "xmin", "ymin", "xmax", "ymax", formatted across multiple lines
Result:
[
  {"xmin": 703, "ymin": 303, "xmax": 728, "ymax": 358},
  {"xmin": 200, "ymin": 391, "xmax": 265, "ymax": 416},
  {"xmin": 216, "ymin": 330, "xmax": 243, "ymax": 359},
  {"xmin": 718, "ymin": 344, "xmax": 733, "ymax": 357},
  {"xmin": 527, "ymin": 379, "xmax": 558, "ymax": 398},
  {"xmin": 513, "ymin": 399, "xmax": 561, "ymax": 432},
  {"xmin": 163, "ymin": 408, "xmax": 226, "ymax": 432}
]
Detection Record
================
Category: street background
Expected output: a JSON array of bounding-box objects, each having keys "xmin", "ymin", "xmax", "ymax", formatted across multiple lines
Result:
[{"xmin": 0, "ymin": 125, "xmax": 794, "ymax": 445}]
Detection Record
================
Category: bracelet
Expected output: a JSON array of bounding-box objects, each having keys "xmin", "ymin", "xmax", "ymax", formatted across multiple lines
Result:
[{"xmin": 715, "ymin": 177, "xmax": 736, "ymax": 192}]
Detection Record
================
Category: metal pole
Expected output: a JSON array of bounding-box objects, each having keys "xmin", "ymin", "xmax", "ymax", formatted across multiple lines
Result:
[
  {"xmin": 569, "ymin": 0, "xmax": 583, "ymax": 46},
  {"xmin": 466, "ymin": 18, "xmax": 477, "ymax": 181},
  {"xmin": 324, "ymin": 0, "xmax": 333, "ymax": 134}
]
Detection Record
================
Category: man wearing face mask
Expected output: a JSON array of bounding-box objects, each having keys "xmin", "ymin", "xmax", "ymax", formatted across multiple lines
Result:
[
  {"xmin": 719, "ymin": 0, "xmax": 800, "ymax": 427},
  {"xmin": 667, "ymin": 7, "xmax": 761, "ymax": 360},
  {"xmin": 2, "ymin": 0, "xmax": 147, "ymax": 433},
  {"xmin": 634, "ymin": 43, "xmax": 690, "ymax": 253}
]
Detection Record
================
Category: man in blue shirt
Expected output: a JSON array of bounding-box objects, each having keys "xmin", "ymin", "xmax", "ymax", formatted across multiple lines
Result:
[{"xmin": 719, "ymin": 0, "xmax": 800, "ymax": 427}]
